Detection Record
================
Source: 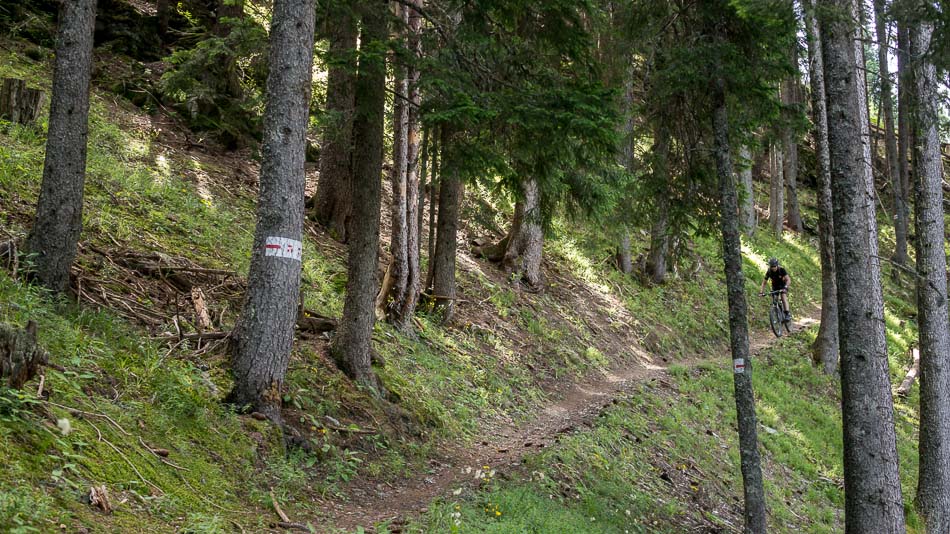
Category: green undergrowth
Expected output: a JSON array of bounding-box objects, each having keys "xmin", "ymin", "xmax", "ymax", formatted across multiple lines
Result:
[
  {"xmin": 555, "ymin": 219, "xmax": 824, "ymax": 362},
  {"xmin": 0, "ymin": 274, "xmax": 284, "ymax": 533},
  {"xmin": 0, "ymin": 32, "xmax": 931, "ymax": 534},
  {"xmin": 406, "ymin": 303, "xmax": 924, "ymax": 533},
  {"xmin": 0, "ymin": 40, "xmax": 715, "ymax": 532}
]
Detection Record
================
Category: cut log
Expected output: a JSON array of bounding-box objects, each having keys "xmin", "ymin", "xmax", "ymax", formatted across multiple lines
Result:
[
  {"xmin": 896, "ymin": 347, "xmax": 920, "ymax": 398},
  {"xmin": 296, "ymin": 302, "xmax": 337, "ymax": 334},
  {"xmin": 190, "ymin": 287, "xmax": 212, "ymax": 331},
  {"xmin": 0, "ymin": 78, "xmax": 45, "ymax": 125},
  {"xmin": 0, "ymin": 321, "xmax": 49, "ymax": 390}
]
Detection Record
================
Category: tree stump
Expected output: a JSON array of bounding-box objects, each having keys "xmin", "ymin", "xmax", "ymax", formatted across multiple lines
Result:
[
  {"xmin": 0, "ymin": 321, "xmax": 49, "ymax": 390},
  {"xmin": 0, "ymin": 78, "xmax": 46, "ymax": 125}
]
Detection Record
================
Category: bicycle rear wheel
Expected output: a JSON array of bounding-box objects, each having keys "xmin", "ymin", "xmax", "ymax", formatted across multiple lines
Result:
[{"xmin": 769, "ymin": 304, "xmax": 783, "ymax": 337}]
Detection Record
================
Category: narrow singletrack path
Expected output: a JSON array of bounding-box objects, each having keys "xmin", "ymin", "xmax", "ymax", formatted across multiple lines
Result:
[{"xmin": 319, "ymin": 313, "xmax": 819, "ymax": 532}]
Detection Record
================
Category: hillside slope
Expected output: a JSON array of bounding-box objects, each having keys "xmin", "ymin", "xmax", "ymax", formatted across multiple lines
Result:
[{"xmin": 0, "ymin": 32, "xmax": 929, "ymax": 534}]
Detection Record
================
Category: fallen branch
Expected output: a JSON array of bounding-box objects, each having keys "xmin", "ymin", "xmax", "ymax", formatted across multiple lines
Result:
[
  {"xmin": 270, "ymin": 488, "xmax": 290, "ymax": 523},
  {"xmin": 48, "ymin": 402, "xmax": 131, "ymax": 436},
  {"xmin": 897, "ymin": 348, "xmax": 920, "ymax": 398},
  {"xmin": 88, "ymin": 420, "xmax": 164, "ymax": 496},
  {"xmin": 275, "ymin": 522, "xmax": 311, "ymax": 532},
  {"xmin": 153, "ymin": 331, "xmax": 231, "ymax": 342}
]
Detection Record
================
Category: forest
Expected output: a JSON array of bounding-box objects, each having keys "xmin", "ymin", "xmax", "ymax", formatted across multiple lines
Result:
[{"xmin": 0, "ymin": 0, "xmax": 949, "ymax": 532}]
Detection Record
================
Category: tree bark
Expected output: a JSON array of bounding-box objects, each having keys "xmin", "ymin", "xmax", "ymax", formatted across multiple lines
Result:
[
  {"xmin": 398, "ymin": 0, "xmax": 422, "ymax": 323},
  {"xmin": 426, "ymin": 128, "xmax": 439, "ymax": 272},
  {"xmin": 646, "ymin": 124, "xmax": 671, "ymax": 285},
  {"xmin": 226, "ymin": 0, "xmax": 316, "ymax": 423},
  {"xmin": 711, "ymin": 77, "xmax": 768, "ymax": 534},
  {"xmin": 311, "ymin": 0, "xmax": 357, "ymax": 242},
  {"xmin": 738, "ymin": 145, "xmax": 756, "ymax": 236},
  {"xmin": 769, "ymin": 142, "xmax": 784, "ymax": 236},
  {"xmin": 157, "ymin": 0, "xmax": 172, "ymax": 40},
  {"xmin": 417, "ymin": 126, "xmax": 429, "ymax": 258},
  {"xmin": 500, "ymin": 178, "xmax": 543, "ymax": 290},
  {"xmin": 0, "ymin": 321, "xmax": 49, "ymax": 390},
  {"xmin": 332, "ymin": 1, "xmax": 388, "ymax": 393},
  {"xmin": 0, "ymin": 78, "xmax": 45, "ymax": 125},
  {"xmin": 909, "ymin": 15, "xmax": 950, "ymax": 532},
  {"xmin": 25, "ymin": 0, "xmax": 97, "ymax": 294},
  {"xmin": 204, "ymin": 0, "xmax": 245, "ymax": 104},
  {"xmin": 820, "ymin": 2, "xmax": 906, "ymax": 531},
  {"xmin": 782, "ymin": 72, "xmax": 803, "ymax": 233},
  {"xmin": 618, "ymin": 233, "xmax": 633, "ymax": 274},
  {"xmin": 430, "ymin": 126, "xmax": 462, "ymax": 321},
  {"xmin": 872, "ymin": 0, "xmax": 907, "ymax": 266},
  {"xmin": 803, "ymin": 0, "xmax": 839, "ymax": 375},
  {"xmin": 385, "ymin": 1, "xmax": 410, "ymax": 325},
  {"xmin": 896, "ymin": 21, "xmax": 911, "ymax": 265},
  {"xmin": 386, "ymin": 0, "xmax": 422, "ymax": 329}
]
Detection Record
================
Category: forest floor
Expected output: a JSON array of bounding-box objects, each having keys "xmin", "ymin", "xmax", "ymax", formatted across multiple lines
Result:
[
  {"xmin": 0, "ymin": 32, "xmax": 931, "ymax": 534},
  {"xmin": 323, "ymin": 312, "xmax": 820, "ymax": 532}
]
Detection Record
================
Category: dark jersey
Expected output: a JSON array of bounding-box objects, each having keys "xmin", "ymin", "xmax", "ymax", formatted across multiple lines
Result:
[{"xmin": 765, "ymin": 267, "xmax": 788, "ymax": 291}]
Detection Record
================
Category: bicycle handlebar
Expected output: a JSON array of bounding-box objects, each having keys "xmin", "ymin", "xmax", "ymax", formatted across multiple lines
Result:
[{"xmin": 760, "ymin": 289, "xmax": 787, "ymax": 296}]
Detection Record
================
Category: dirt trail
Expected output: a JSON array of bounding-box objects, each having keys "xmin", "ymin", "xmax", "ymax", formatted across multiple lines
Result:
[{"xmin": 319, "ymin": 314, "xmax": 819, "ymax": 532}]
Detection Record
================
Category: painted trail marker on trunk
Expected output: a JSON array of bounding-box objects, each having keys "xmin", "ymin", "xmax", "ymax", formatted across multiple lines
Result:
[
  {"xmin": 733, "ymin": 358, "xmax": 746, "ymax": 374},
  {"xmin": 264, "ymin": 237, "xmax": 302, "ymax": 261}
]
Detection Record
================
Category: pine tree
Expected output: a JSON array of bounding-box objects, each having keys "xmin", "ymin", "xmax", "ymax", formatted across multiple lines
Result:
[
  {"xmin": 26, "ymin": 0, "xmax": 98, "ymax": 293},
  {"xmin": 332, "ymin": 0, "xmax": 388, "ymax": 392},
  {"xmin": 227, "ymin": 0, "xmax": 316, "ymax": 421},
  {"xmin": 819, "ymin": 0, "xmax": 906, "ymax": 530},
  {"xmin": 311, "ymin": 0, "xmax": 357, "ymax": 242},
  {"xmin": 803, "ymin": 0, "xmax": 839, "ymax": 374},
  {"xmin": 909, "ymin": 4, "xmax": 950, "ymax": 528}
]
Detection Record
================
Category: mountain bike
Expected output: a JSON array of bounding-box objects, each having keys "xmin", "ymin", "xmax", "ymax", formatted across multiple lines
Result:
[{"xmin": 760, "ymin": 289, "xmax": 790, "ymax": 337}]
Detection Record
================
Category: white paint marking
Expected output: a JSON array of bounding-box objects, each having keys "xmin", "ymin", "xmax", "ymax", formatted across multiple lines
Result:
[
  {"xmin": 733, "ymin": 358, "xmax": 746, "ymax": 374},
  {"xmin": 264, "ymin": 236, "xmax": 302, "ymax": 261}
]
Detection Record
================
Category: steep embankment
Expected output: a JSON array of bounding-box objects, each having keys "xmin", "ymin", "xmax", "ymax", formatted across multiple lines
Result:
[{"xmin": 0, "ymin": 34, "xmax": 927, "ymax": 534}]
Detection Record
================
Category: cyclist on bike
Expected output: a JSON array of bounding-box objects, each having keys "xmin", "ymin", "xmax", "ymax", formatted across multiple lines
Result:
[{"xmin": 759, "ymin": 257, "xmax": 791, "ymax": 322}]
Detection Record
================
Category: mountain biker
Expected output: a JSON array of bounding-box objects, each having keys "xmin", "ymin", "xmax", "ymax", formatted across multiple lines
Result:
[{"xmin": 759, "ymin": 258, "xmax": 791, "ymax": 322}]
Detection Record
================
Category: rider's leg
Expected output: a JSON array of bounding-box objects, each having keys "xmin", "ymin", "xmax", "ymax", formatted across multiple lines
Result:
[{"xmin": 781, "ymin": 292, "xmax": 790, "ymax": 317}]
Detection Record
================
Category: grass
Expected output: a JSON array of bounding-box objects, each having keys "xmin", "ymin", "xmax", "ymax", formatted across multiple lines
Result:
[
  {"xmin": 0, "ymin": 31, "xmax": 933, "ymax": 534},
  {"xmin": 407, "ymin": 314, "xmax": 923, "ymax": 534}
]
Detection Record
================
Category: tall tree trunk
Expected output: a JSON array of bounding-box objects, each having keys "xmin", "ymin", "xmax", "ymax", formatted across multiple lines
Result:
[
  {"xmin": 213, "ymin": 0, "xmax": 244, "ymax": 96},
  {"xmin": 416, "ymin": 127, "xmax": 429, "ymax": 258},
  {"xmin": 499, "ymin": 178, "xmax": 543, "ymax": 290},
  {"xmin": 769, "ymin": 142, "xmax": 784, "ymax": 236},
  {"xmin": 332, "ymin": 2, "xmax": 387, "ymax": 393},
  {"xmin": 25, "ymin": 0, "xmax": 97, "ymax": 294},
  {"xmin": 616, "ymin": 61, "xmax": 636, "ymax": 275},
  {"xmin": 426, "ymin": 128, "xmax": 439, "ymax": 274},
  {"xmin": 312, "ymin": 1, "xmax": 357, "ymax": 242},
  {"xmin": 910, "ymin": 14, "xmax": 950, "ymax": 531},
  {"xmin": 803, "ymin": 0, "xmax": 839, "ymax": 375},
  {"xmin": 226, "ymin": 0, "xmax": 316, "ymax": 422},
  {"xmin": 430, "ymin": 127, "xmax": 462, "ymax": 321},
  {"xmin": 711, "ymin": 77, "xmax": 768, "ymax": 534},
  {"xmin": 157, "ymin": 0, "xmax": 171, "ymax": 40},
  {"xmin": 618, "ymin": 233, "xmax": 632, "ymax": 274},
  {"xmin": 646, "ymin": 124, "xmax": 671, "ymax": 285},
  {"xmin": 820, "ymin": 2, "xmax": 906, "ymax": 531},
  {"xmin": 872, "ymin": 0, "xmax": 907, "ymax": 266},
  {"xmin": 385, "ymin": 1, "xmax": 410, "ymax": 325},
  {"xmin": 389, "ymin": 0, "xmax": 423, "ymax": 329},
  {"xmin": 738, "ymin": 145, "xmax": 756, "ymax": 236},
  {"xmin": 896, "ymin": 21, "xmax": 912, "ymax": 263},
  {"xmin": 782, "ymin": 71, "xmax": 803, "ymax": 233}
]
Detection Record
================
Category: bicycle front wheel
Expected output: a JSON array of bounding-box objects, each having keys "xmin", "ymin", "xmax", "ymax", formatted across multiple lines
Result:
[{"xmin": 769, "ymin": 304, "xmax": 783, "ymax": 337}]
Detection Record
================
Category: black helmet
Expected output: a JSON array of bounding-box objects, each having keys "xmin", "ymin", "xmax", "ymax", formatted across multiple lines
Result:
[{"xmin": 768, "ymin": 258, "xmax": 779, "ymax": 267}]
